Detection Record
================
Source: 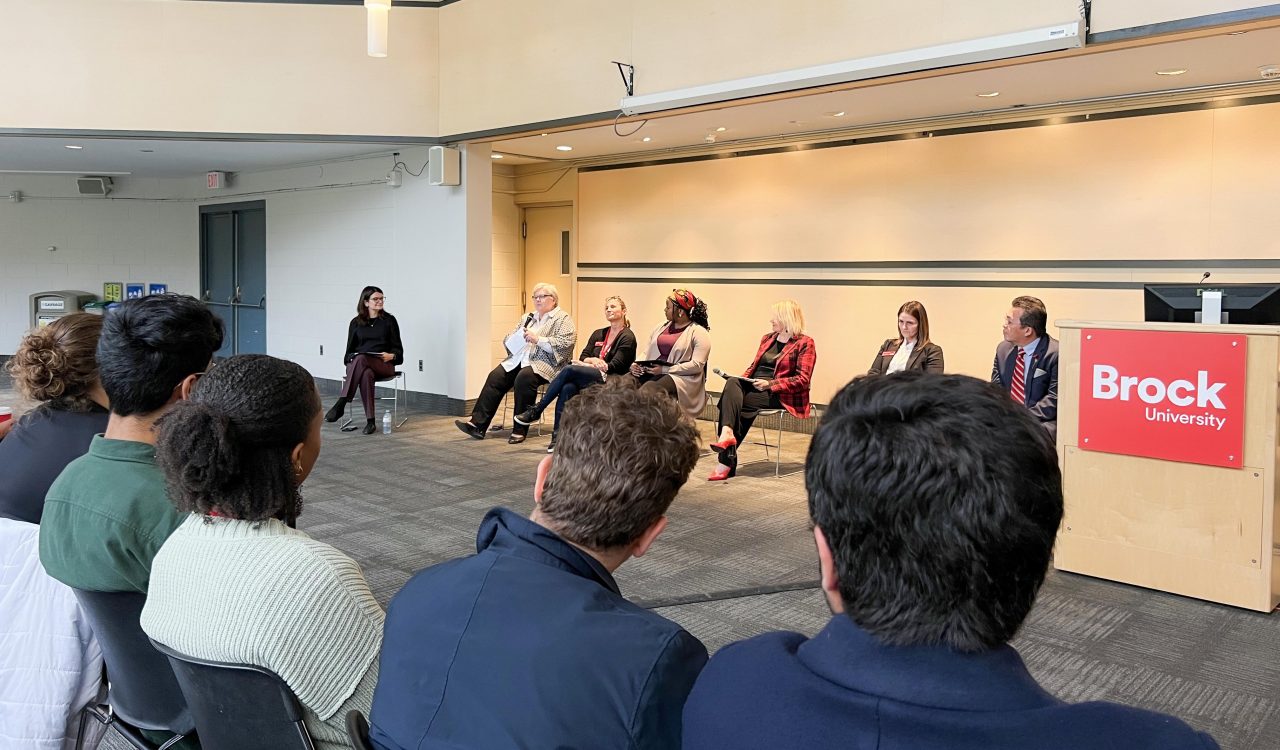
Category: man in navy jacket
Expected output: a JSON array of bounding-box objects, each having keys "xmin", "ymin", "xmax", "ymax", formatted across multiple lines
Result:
[
  {"xmin": 371, "ymin": 381, "xmax": 707, "ymax": 750},
  {"xmin": 682, "ymin": 372, "xmax": 1218, "ymax": 750},
  {"xmin": 993, "ymin": 294, "xmax": 1059, "ymax": 439}
]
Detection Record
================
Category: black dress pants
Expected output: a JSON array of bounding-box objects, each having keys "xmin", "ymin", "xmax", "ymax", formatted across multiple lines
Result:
[
  {"xmin": 717, "ymin": 377, "xmax": 781, "ymax": 445},
  {"xmin": 471, "ymin": 365, "xmax": 548, "ymax": 436}
]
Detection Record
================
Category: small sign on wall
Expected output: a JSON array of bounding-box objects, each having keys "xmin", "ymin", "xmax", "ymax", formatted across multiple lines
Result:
[
  {"xmin": 103, "ymin": 282, "xmax": 123, "ymax": 302},
  {"xmin": 125, "ymin": 283, "xmax": 145, "ymax": 300},
  {"xmin": 148, "ymin": 283, "xmax": 168, "ymax": 296},
  {"xmin": 1078, "ymin": 329, "xmax": 1247, "ymax": 468}
]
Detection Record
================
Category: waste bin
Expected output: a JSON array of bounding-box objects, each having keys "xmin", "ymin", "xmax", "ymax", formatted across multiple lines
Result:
[{"xmin": 30, "ymin": 290, "xmax": 96, "ymax": 328}]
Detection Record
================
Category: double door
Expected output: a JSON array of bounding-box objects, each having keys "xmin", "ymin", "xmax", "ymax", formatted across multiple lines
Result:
[{"xmin": 200, "ymin": 201, "xmax": 266, "ymax": 358}]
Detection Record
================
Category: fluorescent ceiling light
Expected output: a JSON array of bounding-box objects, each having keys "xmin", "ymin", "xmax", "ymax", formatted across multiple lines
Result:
[
  {"xmin": 976, "ymin": 91, "xmax": 1001, "ymax": 97},
  {"xmin": 491, "ymin": 153, "xmax": 504, "ymax": 159},
  {"xmin": 556, "ymin": 145, "xmax": 573, "ymax": 152},
  {"xmin": 1156, "ymin": 68, "xmax": 1188, "ymax": 76},
  {"xmin": 620, "ymin": 21, "xmax": 1084, "ymax": 116},
  {"xmin": 64, "ymin": 145, "xmax": 84, "ymax": 150}
]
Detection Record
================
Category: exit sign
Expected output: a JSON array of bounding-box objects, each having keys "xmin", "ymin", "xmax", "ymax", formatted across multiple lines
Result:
[{"xmin": 207, "ymin": 171, "xmax": 227, "ymax": 189}]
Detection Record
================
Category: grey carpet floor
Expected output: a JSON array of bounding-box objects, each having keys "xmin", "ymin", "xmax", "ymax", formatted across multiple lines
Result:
[{"xmin": 5, "ymin": 386, "xmax": 1275, "ymax": 750}]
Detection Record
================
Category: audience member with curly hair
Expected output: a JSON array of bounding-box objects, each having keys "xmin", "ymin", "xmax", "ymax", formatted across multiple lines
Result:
[
  {"xmin": 142, "ymin": 354, "xmax": 384, "ymax": 750},
  {"xmin": 0, "ymin": 314, "xmax": 109, "ymax": 523}
]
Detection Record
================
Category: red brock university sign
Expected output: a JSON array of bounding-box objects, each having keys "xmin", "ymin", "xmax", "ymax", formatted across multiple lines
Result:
[{"xmin": 1078, "ymin": 329, "xmax": 1246, "ymax": 469}]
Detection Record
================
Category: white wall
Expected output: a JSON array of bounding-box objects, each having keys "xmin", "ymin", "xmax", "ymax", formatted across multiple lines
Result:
[
  {"xmin": 203, "ymin": 146, "xmax": 489, "ymax": 401},
  {"xmin": 0, "ymin": 174, "xmax": 196, "ymax": 352}
]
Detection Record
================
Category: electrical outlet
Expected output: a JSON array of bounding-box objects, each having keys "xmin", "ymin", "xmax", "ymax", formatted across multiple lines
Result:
[
  {"xmin": 320, "ymin": 344, "xmax": 324, "ymax": 355},
  {"xmin": 418, "ymin": 359, "xmax": 424, "ymax": 372}
]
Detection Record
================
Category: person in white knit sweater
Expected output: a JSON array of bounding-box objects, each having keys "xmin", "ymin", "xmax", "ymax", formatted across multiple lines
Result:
[{"xmin": 141, "ymin": 354, "xmax": 384, "ymax": 750}]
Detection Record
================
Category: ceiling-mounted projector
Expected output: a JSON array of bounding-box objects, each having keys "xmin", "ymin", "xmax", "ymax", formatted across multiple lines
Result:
[
  {"xmin": 76, "ymin": 176, "xmax": 113, "ymax": 197},
  {"xmin": 619, "ymin": 21, "xmax": 1085, "ymax": 116}
]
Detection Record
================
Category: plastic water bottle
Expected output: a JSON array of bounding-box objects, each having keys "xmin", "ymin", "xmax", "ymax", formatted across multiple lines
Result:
[{"xmin": 382, "ymin": 410, "xmax": 392, "ymax": 435}]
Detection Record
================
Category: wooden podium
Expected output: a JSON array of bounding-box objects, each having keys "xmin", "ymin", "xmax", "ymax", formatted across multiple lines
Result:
[{"xmin": 1055, "ymin": 320, "xmax": 1280, "ymax": 612}]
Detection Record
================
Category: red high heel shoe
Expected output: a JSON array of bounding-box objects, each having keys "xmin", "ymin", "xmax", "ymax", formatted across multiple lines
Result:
[
  {"xmin": 710, "ymin": 435, "xmax": 737, "ymax": 453},
  {"xmin": 707, "ymin": 465, "xmax": 733, "ymax": 481}
]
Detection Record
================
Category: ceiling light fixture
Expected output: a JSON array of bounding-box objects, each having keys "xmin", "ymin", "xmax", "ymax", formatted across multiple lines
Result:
[
  {"xmin": 64, "ymin": 145, "xmax": 84, "ymax": 150},
  {"xmin": 620, "ymin": 21, "xmax": 1083, "ymax": 115},
  {"xmin": 641, "ymin": 137, "xmax": 652, "ymax": 143},
  {"xmin": 1156, "ymin": 68, "xmax": 1188, "ymax": 76},
  {"xmin": 365, "ymin": 0, "xmax": 390, "ymax": 58},
  {"xmin": 491, "ymin": 154, "xmax": 504, "ymax": 159},
  {"xmin": 556, "ymin": 145, "xmax": 573, "ymax": 152},
  {"xmin": 825, "ymin": 111, "xmax": 846, "ymax": 117},
  {"xmin": 715, "ymin": 127, "xmax": 727, "ymax": 132},
  {"xmin": 976, "ymin": 91, "xmax": 1000, "ymax": 97}
]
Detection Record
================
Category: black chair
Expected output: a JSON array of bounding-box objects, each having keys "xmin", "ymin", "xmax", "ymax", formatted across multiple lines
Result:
[
  {"xmin": 71, "ymin": 589, "xmax": 194, "ymax": 750},
  {"xmin": 346, "ymin": 710, "xmax": 375, "ymax": 750},
  {"xmin": 152, "ymin": 640, "xmax": 316, "ymax": 750}
]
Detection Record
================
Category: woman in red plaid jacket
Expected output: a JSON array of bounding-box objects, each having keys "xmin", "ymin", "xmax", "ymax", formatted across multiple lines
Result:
[{"xmin": 708, "ymin": 299, "xmax": 817, "ymax": 481}]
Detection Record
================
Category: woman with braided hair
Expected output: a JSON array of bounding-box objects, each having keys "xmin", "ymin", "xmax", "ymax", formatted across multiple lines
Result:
[
  {"xmin": 141, "ymin": 354, "xmax": 383, "ymax": 750},
  {"xmin": 0, "ymin": 313, "xmax": 109, "ymax": 523},
  {"xmin": 627, "ymin": 288, "xmax": 713, "ymax": 420}
]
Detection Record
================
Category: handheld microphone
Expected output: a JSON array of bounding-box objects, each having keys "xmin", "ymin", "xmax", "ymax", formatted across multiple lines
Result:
[
  {"xmin": 522, "ymin": 313, "xmax": 535, "ymax": 329},
  {"xmin": 712, "ymin": 367, "xmax": 731, "ymax": 379},
  {"xmin": 1199, "ymin": 272, "xmax": 1211, "ymax": 284}
]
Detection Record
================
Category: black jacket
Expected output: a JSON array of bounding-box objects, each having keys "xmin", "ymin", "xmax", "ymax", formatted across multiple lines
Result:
[
  {"xmin": 579, "ymin": 326, "xmax": 638, "ymax": 375},
  {"xmin": 344, "ymin": 313, "xmax": 404, "ymax": 366},
  {"xmin": 867, "ymin": 339, "xmax": 944, "ymax": 376}
]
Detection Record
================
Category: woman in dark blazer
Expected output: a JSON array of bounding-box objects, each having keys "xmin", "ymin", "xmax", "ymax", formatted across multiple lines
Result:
[
  {"xmin": 515, "ymin": 295, "xmax": 637, "ymax": 452},
  {"xmin": 708, "ymin": 299, "xmax": 817, "ymax": 481},
  {"xmin": 325, "ymin": 285, "xmax": 404, "ymax": 434},
  {"xmin": 868, "ymin": 300, "xmax": 943, "ymax": 376}
]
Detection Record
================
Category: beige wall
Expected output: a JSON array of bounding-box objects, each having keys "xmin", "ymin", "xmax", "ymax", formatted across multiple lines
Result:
[
  {"xmin": 438, "ymin": 0, "xmax": 1080, "ymax": 134},
  {"xmin": 1091, "ymin": 0, "xmax": 1275, "ymax": 33},
  {"xmin": 576, "ymin": 102, "xmax": 1280, "ymax": 404},
  {"xmin": 492, "ymin": 164, "xmax": 521, "ymax": 364},
  {"xmin": 0, "ymin": 0, "xmax": 438, "ymax": 136}
]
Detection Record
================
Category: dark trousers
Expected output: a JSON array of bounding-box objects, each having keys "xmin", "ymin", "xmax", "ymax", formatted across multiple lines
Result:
[
  {"xmin": 472, "ymin": 365, "xmax": 547, "ymax": 435},
  {"xmin": 340, "ymin": 354, "xmax": 397, "ymax": 420},
  {"xmin": 717, "ymin": 377, "xmax": 781, "ymax": 445},
  {"xmin": 624, "ymin": 373, "xmax": 679, "ymax": 400},
  {"xmin": 534, "ymin": 364, "xmax": 605, "ymax": 433}
]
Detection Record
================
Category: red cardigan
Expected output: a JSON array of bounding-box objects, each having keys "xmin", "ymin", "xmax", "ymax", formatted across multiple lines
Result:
[{"xmin": 742, "ymin": 333, "xmax": 817, "ymax": 419}]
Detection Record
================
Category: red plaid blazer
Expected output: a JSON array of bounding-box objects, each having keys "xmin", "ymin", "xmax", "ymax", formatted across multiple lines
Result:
[{"xmin": 743, "ymin": 333, "xmax": 817, "ymax": 419}]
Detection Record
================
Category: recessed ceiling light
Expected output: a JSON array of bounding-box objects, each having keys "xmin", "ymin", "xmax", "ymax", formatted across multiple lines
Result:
[
  {"xmin": 825, "ymin": 111, "xmax": 846, "ymax": 117},
  {"xmin": 715, "ymin": 127, "xmax": 727, "ymax": 132},
  {"xmin": 1227, "ymin": 30, "xmax": 1247, "ymax": 35},
  {"xmin": 976, "ymin": 91, "xmax": 1000, "ymax": 98},
  {"xmin": 64, "ymin": 145, "xmax": 84, "ymax": 150},
  {"xmin": 491, "ymin": 153, "xmax": 503, "ymax": 159},
  {"xmin": 1156, "ymin": 68, "xmax": 1188, "ymax": 76},
  {"xmin": 540, "ymin": 133, "xmax": 549, "ymax": 137},
  {"xmin": 641, "ymin": 137, "xmax": 652, "ymax": 143},
  {"xmin": 555, "ymin": 145, "xmax": 573, "ymax": 152}
]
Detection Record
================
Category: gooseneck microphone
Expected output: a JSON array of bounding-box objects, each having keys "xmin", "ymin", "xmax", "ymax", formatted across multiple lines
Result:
[{"xmin": 1199, "ymin": 272, "xmax": 1211, "ymax": 284}]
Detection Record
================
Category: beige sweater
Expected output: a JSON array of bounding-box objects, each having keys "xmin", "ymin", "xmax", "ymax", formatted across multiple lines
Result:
[{"xmin": 141, "ymin": 516, "xmax": 385, "ymax": 750}]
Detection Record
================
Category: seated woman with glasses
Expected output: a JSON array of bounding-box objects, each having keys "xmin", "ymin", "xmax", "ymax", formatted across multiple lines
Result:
[
  {"xmin": 513, "ymin": 295, "xmax": 637, "ymax": 453},
  {"xmin": 627, "ymin": 289, "xmax": 712, "ymax": 421},
  {"xmin": 142, "ymin": 354, "xmax": 384, "ymax": 750},
  {"xmin": 325, "ymin": 286, "xmax": 404, "ymax": 435},
  {"xmin": 707, "ymin": 299, "xmax": 816, "ymax": 481},
  {"xmin": 456, "ymin": 282, "xmax": 577, "ymax": 444},
  {"xmin": 866, "ymin": 300, "xmax": 943, "ymax": 376}
]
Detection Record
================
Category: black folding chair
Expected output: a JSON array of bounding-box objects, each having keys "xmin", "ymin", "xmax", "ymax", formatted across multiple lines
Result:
[
  {"xmin": 71, "ymin": 589, "xmax": 194, "ymax": 750},
  {"xmin": 346, "ymin": 710, "xmax": 375, "ymax": 750},
  {"xmin": 152, "ymin": 640, "xmax": 316, "ymax": 750}
]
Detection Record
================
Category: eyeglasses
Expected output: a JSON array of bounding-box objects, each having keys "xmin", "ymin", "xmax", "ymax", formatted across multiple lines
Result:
[
  {"xmin": 532, "ymin": 294, "xmax": 554, "ymax": 301},
  {"xmin": 369, "ymin": 296, "xmax": 386, "ymax": 302}
]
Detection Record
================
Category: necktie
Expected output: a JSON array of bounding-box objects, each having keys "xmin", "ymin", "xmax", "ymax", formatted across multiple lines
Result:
[{"xmin": 1010, "ymin": 349, "xmax": 1026, "ymax": 405}]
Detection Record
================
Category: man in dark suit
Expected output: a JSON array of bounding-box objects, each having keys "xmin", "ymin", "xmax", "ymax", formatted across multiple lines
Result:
[
  {"xmin": 682, "ymin": 372, "xmax": 1219, "ymax": 750},
  {"xmin": 370, "ymin": 381, "xmax": 707, "ymax": 750},
  {"xmin": 993, "ymin": 294, "xmax": 1059, "ymax": 439}
]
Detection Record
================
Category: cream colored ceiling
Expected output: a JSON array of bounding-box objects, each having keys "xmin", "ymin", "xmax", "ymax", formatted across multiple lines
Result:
[{"xmin": 489, "ymin": 24, "xmax": 1280, "ymax": 165}]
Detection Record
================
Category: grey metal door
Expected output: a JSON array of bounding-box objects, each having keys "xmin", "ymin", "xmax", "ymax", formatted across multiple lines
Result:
[{"xmin": 200, "ymin": 201, "xmax": 266, "ymax": 358}]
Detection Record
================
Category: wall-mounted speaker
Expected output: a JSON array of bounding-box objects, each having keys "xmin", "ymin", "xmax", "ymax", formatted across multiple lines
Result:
[
  {"xmin": 428, "ymin": 146, "xmax": 461, "ymax": 187},
  {"xmin": 76, "ymin": 177, "xmax": 113, "ymax": 197}
]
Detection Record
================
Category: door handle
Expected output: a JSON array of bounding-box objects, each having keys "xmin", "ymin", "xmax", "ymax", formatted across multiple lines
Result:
[{"xmin": 231, "ymin": 286, "xmax": 243, "ymax": 304}]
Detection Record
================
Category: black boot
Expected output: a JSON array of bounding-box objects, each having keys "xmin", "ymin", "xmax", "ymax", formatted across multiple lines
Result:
[
  {"xmin": 546, "ymin": 431, "xmax": 557, "ymax": 454},
  {"xmin": 362, "ymin": 419, "xmax": 377, "ymax": 435},
  {"xmin": 513, "ymin": 407, "xmax": 542, "ymax": 426},
  {"xmin": 324, "ymin": 398, "xmax": 349, "ymax": 423}
]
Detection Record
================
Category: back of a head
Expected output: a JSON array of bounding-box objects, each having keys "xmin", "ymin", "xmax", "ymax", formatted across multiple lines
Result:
[
  {"xmin": 155, "ymin": 354, "xmax": 319, "ymax": 522},
  {"xmin": 7, "ymin": 313, "xmax": 103, "ymax": 410},
  {"xmin": 539, "ymin": 380, "xmax": 700, "ymax": 550},
  {"xmin": 806, "ymin": 371, "xmax": 1063, "ymax": 652},
  {"xmin": 98, "ymin": 295, "xmax": 225, "ymax": 417}
]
